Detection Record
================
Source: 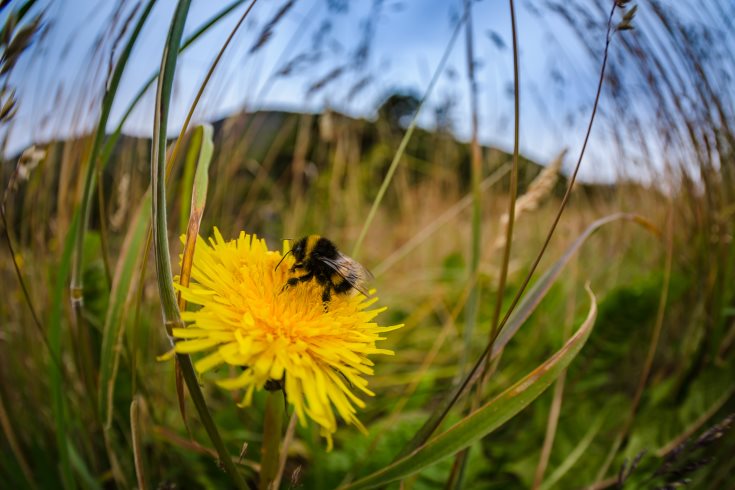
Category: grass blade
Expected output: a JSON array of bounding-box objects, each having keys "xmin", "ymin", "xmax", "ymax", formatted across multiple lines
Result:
[
  {"xmin": 70, "ymin": 0, "xmax": 155, "ymax": 304},
  {"xmin": 98, "ymin": 1, "xmax": 248, "ymax": 179},
  {"xmin": 538, "ymin": 416, "xmax": 604, "ymax": 490},
  {"xmin": 351, "ymin": 9, "xmax": 467, "ymax": 259},
  {"xmin": 150, "ymin": 2, "xmax": 247, "ymax": 488},
  {"xmin": 343, "ymin": 285, "xmax": 598, "ymax": 490},
  {"xmin": 446, "ymin": 0, "xmax": 486, "ymax": 482},
  {"xmin": 48, "ymin": 211, "xmax": 80, "ymax": 490},
  {"xmin": 399, "ymin": 213, "xmax": 659, "ymax": 457},
  {"xmin": 0, "ymin": 388, "xmax": 36, "ymax": 489},
  {"xmin": 177, "ymin": 129, "xmax": 201, "ymax": 234},
  {"xmin": 178, "ymin": 124, "xmax": 213, "ymax": 303},
  {"xmin": 67, "ymin": 443, "xmax": 103, "ymax": 490},
  {"xmin": 131, "ymin": 395, "xmax": 148, "ymax": 490},
  {"xmin": 98, "ymin": 192, "xmax": 151, "ymax": 424},
  {"xmin": 489, "ymin": 0, "xmax": 521, "ymax": 344}
]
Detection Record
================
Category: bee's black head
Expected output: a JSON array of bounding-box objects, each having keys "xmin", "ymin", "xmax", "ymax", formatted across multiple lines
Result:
[{"xmin": 291, "ymin": 236, "xmax": 308, "ymax": 262}]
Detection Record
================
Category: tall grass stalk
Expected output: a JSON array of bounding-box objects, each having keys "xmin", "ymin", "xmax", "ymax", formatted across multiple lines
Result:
[
  {"xmin": 148, "ymin": 1, "xmax": 247, "ymax": 488},
  {"xmin": 446, "ymin": 0, "xmax": 485, "ymax": 485},
  {"xmin": 398, "ymin": 1, "xmax": 625, "ymax": 458},
  {"xmin": 126, "ymin": 0, "xmax": 252, "ymax": 401},
  {"xmin": 488, "ymin": 0, "xmax": 521, "ymax": 345},
  {"xmin": 70, "ymin": 0, "xmax": 154, "ymax": 343},
  {"xmin": 97, "ymin": 0, "xmax": 250, "ymax": 175},
  {"xmin": 462, "ymin": 0, "xmax": 483, "ymax": 378},
  {"xmin": 63, "ymin": 3, "xmax": 156, "ymax": 435},
  {"xmin": 487, "ymin": 0, "xmax": 620, "ymax": 347},
  {"xmin": 351, "ymin": 9, "xmax": 467, "ymax": 259}
]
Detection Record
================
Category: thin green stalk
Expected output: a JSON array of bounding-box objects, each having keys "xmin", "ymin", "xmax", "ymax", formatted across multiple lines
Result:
[
  {"xmin": 150, "ymin": 2, "xmax": 247, "ymax": 488},
  {"xmin": 462, "ymin": 0, "xmax": 482, "ymax": 378},
  {"xmin": 70, "ymin": 0, "xmax": 155, "ymax": 304},
  {"xmin": 67, "ymin": 0, "xmax": 157, "ymax": 418},
  {"xmin": 352, "ymin": 9, "xmax": 468, "ymax": 259},
  {"xmin": 49, "ymin": 211, "xmax": 81, "ymax": 490},
  {"xmin": 447, "ymin": 0, "xmax": 483, "ymax": 485},
  {"xmin": 128, "ymin": 0, "xmax": 247, "ymax": 398},
  {"xmin": 98, "ymin": 0, "xmax": 248, "ymax": 173},
  {"xmin": 489, "ymin": 0, "xmax": 521, "ymax": 345},
  {"xmin": 487, "ymin": 0, "xmax": 620, "ymax": 350},
  {"xmin": 165, "ymin": 0, "xmax": 258, "ymax": 189},
  {"xmin": 260, "ymin": 390, "xmax": 285, "ymax": 490}
]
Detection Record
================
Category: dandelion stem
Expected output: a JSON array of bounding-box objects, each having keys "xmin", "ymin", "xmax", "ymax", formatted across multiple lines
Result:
[{"xmin": 260, "ymin": 390, "xmax": 285, "ymax": 490}]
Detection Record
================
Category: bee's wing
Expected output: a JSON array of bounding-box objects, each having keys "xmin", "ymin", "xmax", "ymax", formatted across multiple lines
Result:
[{"xmin": 319, "ymin": 252, "xmax": 373, "ymax": 297}]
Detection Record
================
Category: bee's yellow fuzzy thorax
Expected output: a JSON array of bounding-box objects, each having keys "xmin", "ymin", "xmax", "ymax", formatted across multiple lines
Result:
[{"xmin": 305, "ymin": 235, "xmax": 320, "ymax": 256}]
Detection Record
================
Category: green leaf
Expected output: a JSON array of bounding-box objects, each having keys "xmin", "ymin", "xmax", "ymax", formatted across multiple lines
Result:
[{"xmin": 343, "ymin": 286, "xmax": 598, "ymax": 490}]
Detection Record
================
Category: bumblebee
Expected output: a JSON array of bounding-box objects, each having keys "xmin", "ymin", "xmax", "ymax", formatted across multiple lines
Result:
[{"xmin": 276, "ymin": 235, "xmax": 372, "ymax": 304}]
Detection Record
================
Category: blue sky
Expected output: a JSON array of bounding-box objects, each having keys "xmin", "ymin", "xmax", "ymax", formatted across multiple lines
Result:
[{"xmin": 4, "ymin": 0, "xmax": 675, "ymax": 182}]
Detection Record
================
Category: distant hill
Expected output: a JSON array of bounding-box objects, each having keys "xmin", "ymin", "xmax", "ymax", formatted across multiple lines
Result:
[{"xmin": 4, "ymin": 108, "xmax": 615, "ymax": 235}]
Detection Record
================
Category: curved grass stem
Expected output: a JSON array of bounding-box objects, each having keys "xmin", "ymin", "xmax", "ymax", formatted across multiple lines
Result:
[{"xmin": 149, "ymin": 1, "xmax": 248, "ymax": 488}]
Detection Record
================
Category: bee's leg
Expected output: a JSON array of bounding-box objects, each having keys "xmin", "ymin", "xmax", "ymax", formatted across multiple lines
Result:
[
  {"xmin": 282, "ymin": 272, "xmax": 313, "ymax": 291},
  {"xmin": 321, "ymin": 287, "xmax": 332, "ymax": 304}
]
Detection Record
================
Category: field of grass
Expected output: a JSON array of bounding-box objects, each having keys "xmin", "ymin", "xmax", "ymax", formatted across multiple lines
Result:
[{"xmin": 1, "ymin": 1, "xmax": 734, "ymax": 489}]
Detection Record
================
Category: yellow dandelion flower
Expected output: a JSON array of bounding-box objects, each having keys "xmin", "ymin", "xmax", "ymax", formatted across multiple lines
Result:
[{"xmin": 173, "ymin": 228, "xmax": 401, "ymax": 449}]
